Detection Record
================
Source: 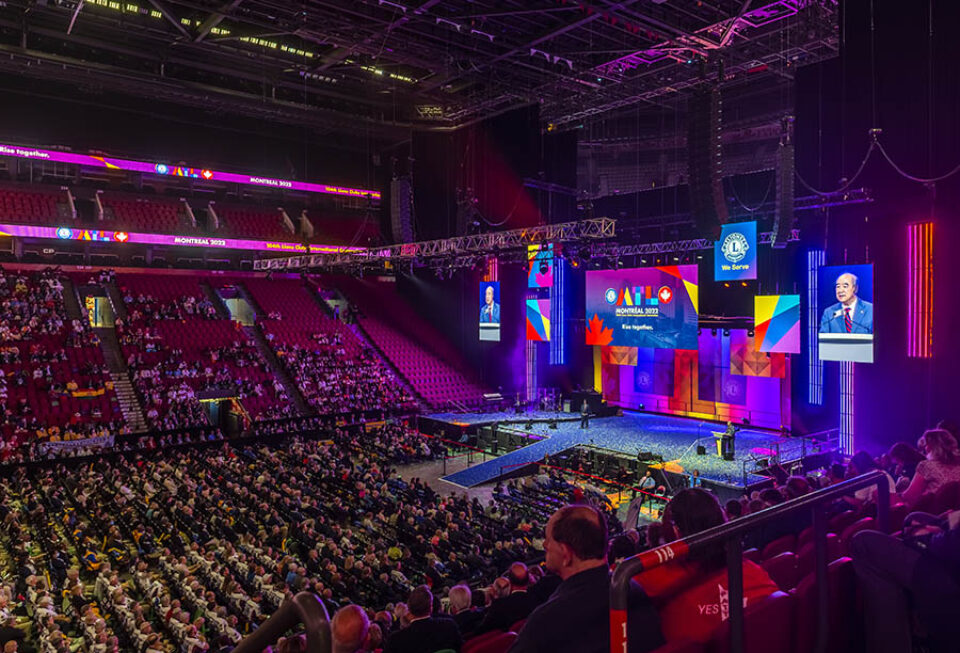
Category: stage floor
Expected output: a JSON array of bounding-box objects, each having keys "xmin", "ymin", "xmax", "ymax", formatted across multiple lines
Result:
[{"xmin": 429, "ymin": 410, "xmax": 789, "ymax": 489}]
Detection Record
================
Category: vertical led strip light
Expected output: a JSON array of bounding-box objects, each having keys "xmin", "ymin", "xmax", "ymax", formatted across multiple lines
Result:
[
  {"xmin": 839, "ymin": 361, "xmax": 855, "ymax": 454},
  {"xmin": 550, "ymin": 257, "xmax": 565, "ymax": 365},
  {"xmin": 807, "ymin": 249, "xmax": 826, "ymax": 404},
  {"xmin": 907, "ymin": 222, "xmax": 933, "ymax": 358}
]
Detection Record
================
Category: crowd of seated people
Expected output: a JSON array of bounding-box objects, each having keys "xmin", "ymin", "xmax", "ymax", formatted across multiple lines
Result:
[
  {"xmin": 0, "ymin": 268, "xmax": 127, "ymax": 459},
  {"xmin": 117, "ymin": 277, "xmax": 289, "ymax": 428},
  {"xmin": 270, "ymin": 331, "xmax": 417, "ymax": 417},
  {"xmin": 0, "ymin": 422, "xmax": 619, "ymax": 652}
]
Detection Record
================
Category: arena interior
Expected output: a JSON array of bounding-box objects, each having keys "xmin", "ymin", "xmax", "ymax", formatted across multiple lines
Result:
[{"xmin": 0, "ymin": 1, "xmax": 958, "ymax": 652}]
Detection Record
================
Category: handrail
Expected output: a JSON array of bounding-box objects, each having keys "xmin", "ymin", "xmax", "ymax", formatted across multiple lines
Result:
[
  {"xmin": 233, "ymin": 592, "xmax": 332, "ymax": 653},
  {"xmin": 610, "ymin": 470, "xmax": 891, "ymax": 653}
]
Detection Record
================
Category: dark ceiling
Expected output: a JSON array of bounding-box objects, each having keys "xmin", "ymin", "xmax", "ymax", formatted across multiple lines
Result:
[{"xmin": 0, "ymin": 0, "xmax": 838, "ymax": 146}]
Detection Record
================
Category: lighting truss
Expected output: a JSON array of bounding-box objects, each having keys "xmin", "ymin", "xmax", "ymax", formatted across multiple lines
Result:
[
  {"xmin": 253, "ymin": 217, "xmax": 616, "ymax": 271},
  {"xmin": 582, "ymin": 229, "xmax": 800, "ymax": 259}
]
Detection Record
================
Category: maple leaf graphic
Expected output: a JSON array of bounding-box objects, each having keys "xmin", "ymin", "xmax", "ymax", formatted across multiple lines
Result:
[{"xmin": 585, "ymin": 313, "xmax": 614, "ymax": 346}]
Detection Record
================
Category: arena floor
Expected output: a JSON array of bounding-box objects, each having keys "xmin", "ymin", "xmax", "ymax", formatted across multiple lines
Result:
[{"xmin": 429, "ymin": 410, "xmax": 794, "ymax": 489}]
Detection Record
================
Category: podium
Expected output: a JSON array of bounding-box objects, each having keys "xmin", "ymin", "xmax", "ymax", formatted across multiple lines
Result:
[{"xmin": 711, "ymin": 431, "xmax": 736, "ymax": 461}]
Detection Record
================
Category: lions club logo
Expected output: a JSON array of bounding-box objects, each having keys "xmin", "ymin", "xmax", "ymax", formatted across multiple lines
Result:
[
  {"xmin": 604, "ymin": 288, "xmax": 617, "ymax": 304},
  {"xmin": 657, "ymin": 286, "xmax": 673, "ymax": 304},
  {"xmin": 721, "ymin": 230, "xmax": 749, "ymax": 263}
]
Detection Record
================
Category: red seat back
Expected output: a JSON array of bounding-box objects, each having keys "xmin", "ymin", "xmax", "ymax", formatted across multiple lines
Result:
[
  {"xmin": 790, "ymin": 557, "xmax": 857, "ymax": 653},
  {"xmin": 796, "ymin": 533, "xmax": 841, "ymax": 581},
  {"xmin": 761, "ymin": 552, "xmax": 800, "ymax": 592},
  {"xmin": 463, "ymin": 630, "xmax": 504, "ymax": 653},
  {"xmin": 839, "ymin": 517, "xmax": 875, "ymax": 556},
  {"xmin": 470, "ymin": 632, "xmax": 517, "ymax": 653},
  {"xmin": 707, "ymin": 591, "xmax": 794, "ymax": 653},
  {"xmin": 761, "ymin": 534, "xmax": 796, "ymax": 560}
]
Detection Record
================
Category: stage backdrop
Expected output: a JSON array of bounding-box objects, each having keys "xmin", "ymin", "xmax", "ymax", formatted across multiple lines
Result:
[{"xmin": 598, "ymin": 329, "xmax": 790, "ymax": 429}]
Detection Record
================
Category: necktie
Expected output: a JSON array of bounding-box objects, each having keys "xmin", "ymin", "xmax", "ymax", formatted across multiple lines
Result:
[{"xmin": 844, "ymin": 307, "xmax": 852, "ymax": 333}]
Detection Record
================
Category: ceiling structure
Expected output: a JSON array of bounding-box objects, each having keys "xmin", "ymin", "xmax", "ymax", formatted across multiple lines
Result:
[{"xmin": 0, "ymin": 0, "xmax": 838, "ymax": 146}]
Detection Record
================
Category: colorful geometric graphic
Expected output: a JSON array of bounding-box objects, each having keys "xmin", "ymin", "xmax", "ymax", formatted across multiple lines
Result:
[
  {"xmin": 527, "ymin": 244, "xmax": 554, "ymax": 288},
  {"xmin": 526, "ymin": 299, "xmax": 551, "ymax": 341},
  {"xmin": 600, "ymin": 346, "xmax": 638, "ymax": 366},
  {"xmin": 730, "ymin": 330, "xmax": 787, "ymax": 377},
  {"xmin": 755, "ymin": 295, "xmax": 801, "ymax": 353}
]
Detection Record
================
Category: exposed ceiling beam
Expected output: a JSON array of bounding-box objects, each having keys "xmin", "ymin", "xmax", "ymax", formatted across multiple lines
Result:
[
  {"xmin": 316, "ymin": 0, "xmax": 446, "ymax": 72},
  {"xmin": 146, "ymin": 0, "xmax": 191, "ymax": 39},
  {"xmin": 194, "ymin": 0, "xmax": 245, "ymax": 43},
  {"xmin": 419, "ymin": 0, "xmax": 642, "ymax": 93}
]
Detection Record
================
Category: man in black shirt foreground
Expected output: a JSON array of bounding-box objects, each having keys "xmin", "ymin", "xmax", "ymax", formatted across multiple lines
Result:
[{"xmin": 509, "ymin": 505, "xmax": 663, "ymax": 653}]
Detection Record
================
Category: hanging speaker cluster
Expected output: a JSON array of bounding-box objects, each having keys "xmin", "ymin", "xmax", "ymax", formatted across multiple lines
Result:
[
  {"xmin": 390, "ymin": 176, "xmax": 415, "ymax": 244},
  {"xmin": 772, "ymin": 116, "xmax": 796, "ymax": 249},
  {"xmin": 687, "ymin": 87, "xmax": 728, "ymax": 240}
]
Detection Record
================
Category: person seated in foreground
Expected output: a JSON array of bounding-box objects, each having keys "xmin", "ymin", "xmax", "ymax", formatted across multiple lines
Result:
[
  {"xmin": 331, "ymin": 605, "xmax": 370, "ymax": 653},
  {"xmin": 384, "ymin": 585, "xmax": 461, "ymax": 653},
  {"xmin": 474, "ymin": 562, "xmax": 539, "ymax": 635},
  {"xmin": 900, "ymin": 428, "xmax": 960, "ymax": 507},
  {"xmin": 851, "ymin": 509, "xmax": 960, "ymax": 653},
  {"xmin": 635, "ymin": 489, "xmax": 778, "ymax": 644},
  {"xmin": 509, "ymin": 505, "xmax": 663, "ymax": 653},
  {"xmin": 447, "ymin": 585, "xmax": 483, "ymax": 641}
]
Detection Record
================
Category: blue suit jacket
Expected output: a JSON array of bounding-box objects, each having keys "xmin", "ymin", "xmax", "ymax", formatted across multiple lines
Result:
[
  {"xmin": 820, "ymin": 299, "xmax": 873, "ymax": 334},
  {"xmin": 480, "ymin": 302, "xmax": 500, "ymax": 323}
]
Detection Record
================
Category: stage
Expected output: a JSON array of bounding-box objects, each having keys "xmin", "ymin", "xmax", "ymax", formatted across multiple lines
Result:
[{"xmin": 422, "ymin": 410, "xmax": 820, "ymax": 491}]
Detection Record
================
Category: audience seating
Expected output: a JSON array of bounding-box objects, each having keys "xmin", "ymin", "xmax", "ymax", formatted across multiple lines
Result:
[
  {"xmin": 100, "ymin": 192, "xmax": 190, "ymax": 234},
  {"xmin": 0, "ymin": 184, "xmax": 67, "ymax": 225},
  {"xmin": 215, "ymin": 204, "xmax": 291, "ymax": 240},
  {"xmin": 336, "ymin": 276, "xmax": 488, "ymax": 408},
  {"xmin": 761, "ymin": 552, "xmax": 799, "ymax": 592},
  {"xmin": 707, "ymin": 591, "xmax": 794, "ymax": 653},
  {"xmin": 791, "ymin": 558, "xmax": 858, "ymax": 653},
  {"xmin": 116, "ymin": 273, "xmax": 288, "ymax": 424},
  {"xmin": 760, "ymin": 534, "xmax": 796, "ymax": 561},
  {"xmin": 839, "ymin": 517, "xmax": 876, "ymax": 556},
  {"xmin": 304, "ymin": 210, "xmax": 381, "ymax": 245}
]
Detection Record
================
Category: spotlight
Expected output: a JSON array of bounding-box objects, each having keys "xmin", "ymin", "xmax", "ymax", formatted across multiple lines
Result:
[
  {"xmin": 723, "ymin": 329, "xmax": 730, "ymax": 337},
  {"xmin": 539, "ymin": 260, "xmax": 549, "ymax": 274},
  {"xmin": 711, "ymin": 328, "xmax": 717, "ymax": 336},
  {"xmin": 698, "ymin": 328, "xmax": 702, "ymax": 336},
  {"xmin": 723, "ymin": 282, "xmax": 730, "ymax": 288},
  {"xmin": 747, "ymin": 329, "xmax": 755, "ymax": 337},
  {"xmin": 741, "ymin": 281, "xmax": 748, "ymax": 287}
]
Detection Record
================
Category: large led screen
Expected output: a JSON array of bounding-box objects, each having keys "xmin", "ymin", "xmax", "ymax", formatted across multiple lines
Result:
[
  {"xmin": 715, "ymin": 221, "xmax": 758, "ymax": 281},
  {"xmin": 526, "ymin": 299, "xmax": 551, "ymax": 342},
  {"xmin": 585, "ymin": 265, "xmax": 699, "ymax": 349},
  {"xmin": 755, "ymin": 295, "xmax": 801, "ymax": 353},
  {"xmin": 818, "ymin": 264, "xmax": 874, "ymax": 363},
  {"xmin": 479, "ymin": 281, "xmax": 501, "ymax": 342}
]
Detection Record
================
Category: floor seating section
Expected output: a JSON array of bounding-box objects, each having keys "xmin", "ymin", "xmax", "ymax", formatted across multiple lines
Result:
[
  {"xmin": 240, "ymin": 277, "xmax": 417, "ymax": 415},
  {"xmin": 0, "ymin": 184, "xmax": 69, "ymax": 225},
  {"xmin": 335, "ymin": 277, "xmax": 487, "ymax": 409},
  {"xmin": 215, "ymin": 204, "xmax": 291, "ymax": 240},
  {"xmin": 0, "ymin": 270, "xmax": 123, "ymax": 446},
  {"xmin": 115, "ymin": 273, "xmax": 287, "ymax": 425},
  {"xmin": 100, "ymin": 193, "xmax": 191, "ymax": 234}
]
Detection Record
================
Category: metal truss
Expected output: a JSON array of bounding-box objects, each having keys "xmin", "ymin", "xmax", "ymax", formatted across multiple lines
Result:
[
  {"xmin": 253, "ymin": 217, "xmax": 616, "ymax": 271},
  {"xmin": 583, "ymin": 229, "xmax": 800, "ymax": 259}
]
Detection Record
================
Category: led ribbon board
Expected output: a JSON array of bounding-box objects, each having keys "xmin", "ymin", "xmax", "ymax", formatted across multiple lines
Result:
[
  {"xmin": 0, "ymin": 223, "xmax": 361, "ymax": 254},
  {"xmin": 0, "ymin": 143, "xmax": 380, "ymax": 200}
]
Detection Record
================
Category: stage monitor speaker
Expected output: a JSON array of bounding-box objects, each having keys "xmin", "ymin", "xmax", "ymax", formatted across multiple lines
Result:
[
  {"xmin": 687, "ymin": 87, "xmax": 728, "ymax": 240},
  {"xmin": 390, "ymin": 176, "xmax": 415, "ymax": 243},
  {"xmin": 696, "ymin": 445, "xmax": 707, "ymax": 456},
  {"xmin": 772, "ymin": 135, "xmax": 795, "ymax": 249}
]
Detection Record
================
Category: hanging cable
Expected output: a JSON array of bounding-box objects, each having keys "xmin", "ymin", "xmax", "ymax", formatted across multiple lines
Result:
[
  {"xmin": 728, "ymin": 171, "xmax": 774, "ymax": 213},
  {"xmin": 795, "ymin": 139, "xmax": 876, "ymax": 196},
  {"xmin": 874, "ymin": 140, "xmax": 960, "ymax": 184}
]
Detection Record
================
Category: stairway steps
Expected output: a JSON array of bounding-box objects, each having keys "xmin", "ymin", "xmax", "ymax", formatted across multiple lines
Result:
[{"xmin": 241, "ymin": 324, "xmax": 312, "ymax": 417}]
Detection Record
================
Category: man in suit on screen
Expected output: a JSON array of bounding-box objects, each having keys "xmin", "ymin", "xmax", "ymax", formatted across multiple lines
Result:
[
  {"xmin": 480, "ymin": 284, "xmax": 500, "ymax": 323},
  {"xmin": 819, "ymin": 272, "xmax": 873, "ymax": 334}
]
